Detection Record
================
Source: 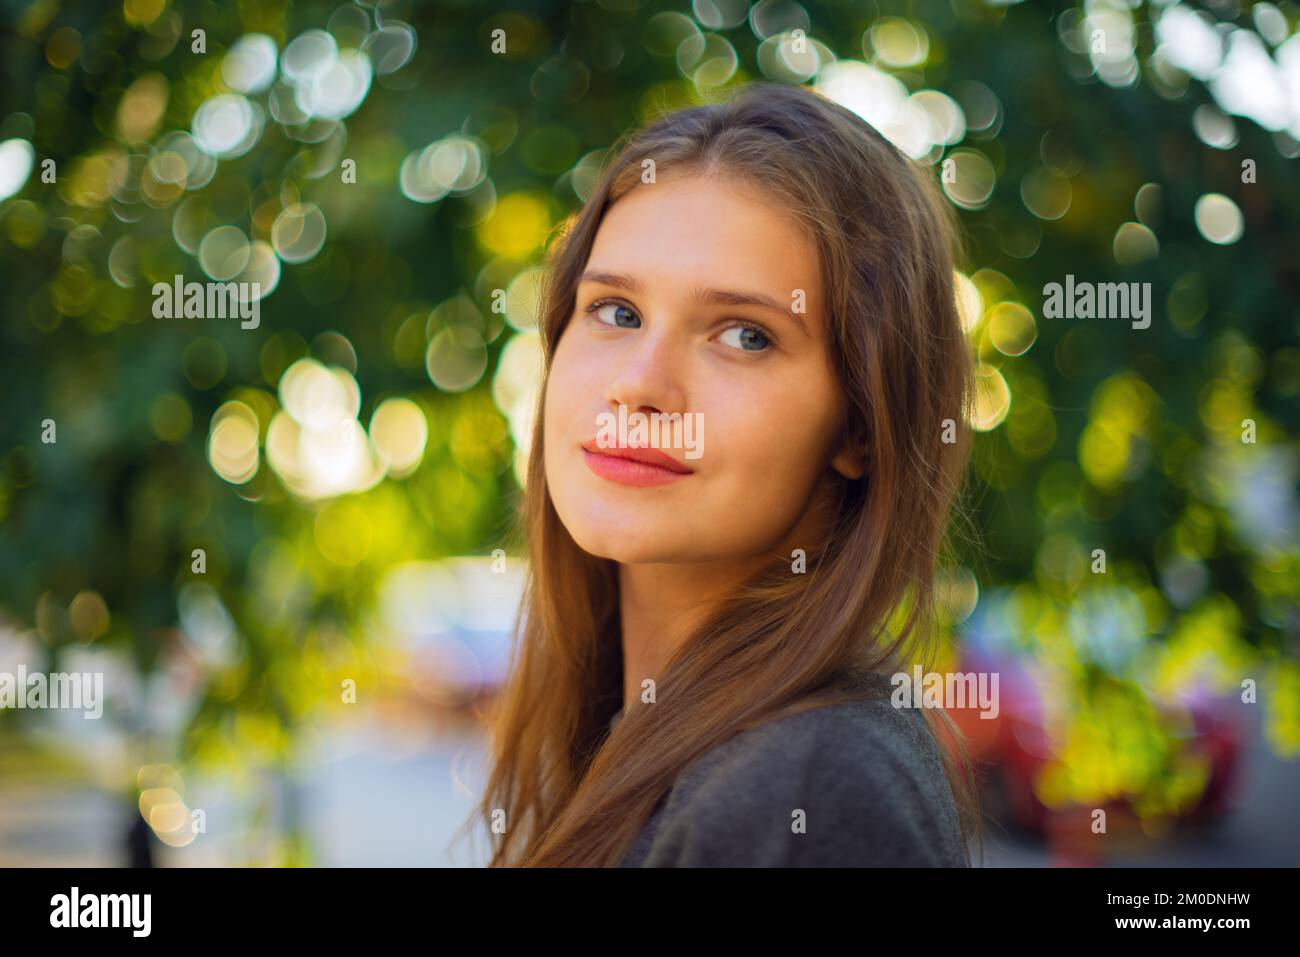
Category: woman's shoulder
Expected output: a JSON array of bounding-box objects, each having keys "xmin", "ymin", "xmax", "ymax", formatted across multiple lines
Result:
[{"xmin": 621, "ymin": 670, "xmax": 970, "ymax": 867}]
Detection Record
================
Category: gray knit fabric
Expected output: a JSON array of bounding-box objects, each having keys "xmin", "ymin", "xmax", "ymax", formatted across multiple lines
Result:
[{"xmin": 615, "ymin": 670, "xmax": 971, "ymax": 867}]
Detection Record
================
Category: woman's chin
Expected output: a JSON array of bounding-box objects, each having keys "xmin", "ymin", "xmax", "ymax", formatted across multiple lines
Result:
[
  {"xmin": 573, "ymin": 536, "xmax": 680, "ymax": 565},
  {"xmin": 566, "ymin": 524, "xmax": 702, "ymax": 565}
]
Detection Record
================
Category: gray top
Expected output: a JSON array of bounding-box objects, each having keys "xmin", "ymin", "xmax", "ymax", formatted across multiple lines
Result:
[{"xmin": 615, "ymin": 670, "xmax": 970, "ymax": 867}]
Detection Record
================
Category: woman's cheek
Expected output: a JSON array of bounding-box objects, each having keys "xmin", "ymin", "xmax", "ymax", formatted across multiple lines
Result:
[
  {"xmin": 742, "ymin": 386, "xmax": 837, "ymax": 496},
  {"xmin": 716, "ymin": 382, "xmax": 799, "ymax": 462},
  {"xmin": 545, "ymin": 349, "xmax": 585, "ymax": 433},
  {"xmin": 541, "ymin": 375, "xmax": 577, "ymax": 485}
]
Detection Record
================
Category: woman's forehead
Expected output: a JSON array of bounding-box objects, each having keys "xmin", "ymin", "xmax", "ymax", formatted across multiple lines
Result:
[{"xmin": 589, "ymin": 175, "xmax": 822, "ymax": 303}]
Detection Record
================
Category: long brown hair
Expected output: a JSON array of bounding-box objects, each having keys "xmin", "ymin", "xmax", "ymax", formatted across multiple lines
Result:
[{"xmin": 472, "ymin": 81, "xmax": 982, "ymax": 866}]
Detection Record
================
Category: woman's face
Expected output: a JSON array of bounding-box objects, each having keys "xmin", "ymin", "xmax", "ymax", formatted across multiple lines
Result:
[{"xmin": 543, "ymin": 172, "xmax": 861, "ymax": 565}]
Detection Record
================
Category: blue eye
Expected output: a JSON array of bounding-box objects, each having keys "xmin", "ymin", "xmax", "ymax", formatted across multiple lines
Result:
[
  {"xmin": 591, "ymin": 301, "xmax": 640, "ymax": 328},
  {"xmin": 719, "ymin": 325, "xmax": 771, "ymax": 352}
]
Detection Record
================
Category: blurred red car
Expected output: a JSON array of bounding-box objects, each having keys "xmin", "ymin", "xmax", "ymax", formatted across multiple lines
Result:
[{"xmin": 940, "ymin": 646, "xmax": 1247, "ymax": 844}]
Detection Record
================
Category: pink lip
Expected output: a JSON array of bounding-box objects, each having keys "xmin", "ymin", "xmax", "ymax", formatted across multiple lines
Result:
[{"xmin": 581, "ymin": 441, "xmax": 694, "ymax": 487}]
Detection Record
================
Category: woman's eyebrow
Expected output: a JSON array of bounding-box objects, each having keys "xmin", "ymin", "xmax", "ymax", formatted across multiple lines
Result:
[{"xmin": 578, "ymin": 269, "xmax": 809, "ymax": 335}]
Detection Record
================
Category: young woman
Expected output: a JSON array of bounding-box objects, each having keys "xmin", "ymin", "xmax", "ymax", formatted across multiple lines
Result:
[{"xmin": 474, "ymin": 81, "xmax": 981, "ymax": 866}]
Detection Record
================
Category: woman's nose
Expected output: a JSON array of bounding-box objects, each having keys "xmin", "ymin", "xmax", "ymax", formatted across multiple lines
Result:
[{"xmin": 602, "ymin": 328, "xmax": 688, "ymax": 415}]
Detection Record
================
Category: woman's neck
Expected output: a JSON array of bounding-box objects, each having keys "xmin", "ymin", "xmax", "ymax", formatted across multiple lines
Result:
[
  {"xmin": 615, "ymin": 471, "xmax": 843, "ymax": 713},
  {"xmin": 616, "ymin": 560, "xmax": 756, "ymax": 713}
]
